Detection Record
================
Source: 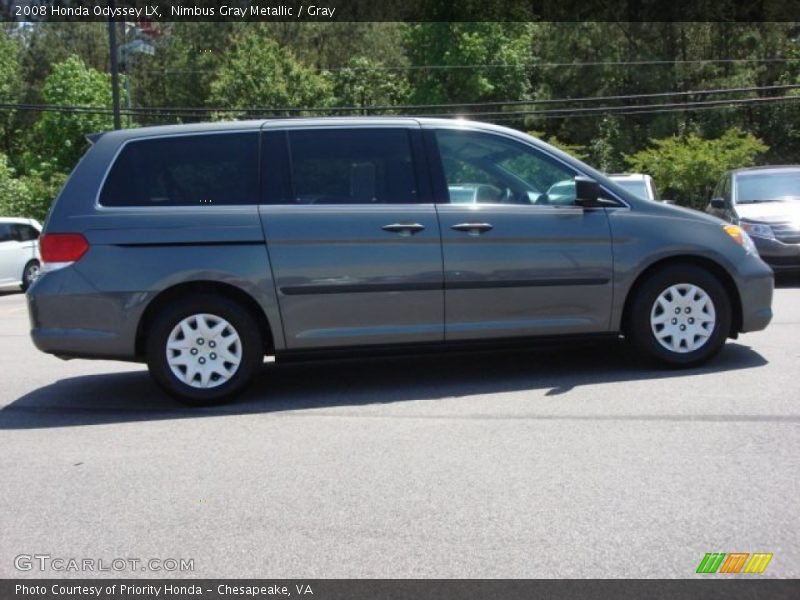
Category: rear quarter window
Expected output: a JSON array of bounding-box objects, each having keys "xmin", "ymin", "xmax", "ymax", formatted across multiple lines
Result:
[
  {"xmin": 13, "ymin": 224, "xmax": 39, "ymax": 241},
  {"xmin": 99, "ymin": 132, "xmax": 258, "ymax": 207}
]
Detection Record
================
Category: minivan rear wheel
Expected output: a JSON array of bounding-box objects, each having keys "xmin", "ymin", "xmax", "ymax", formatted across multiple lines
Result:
[
  {"xmin": 146, "ymin": 294, "xmax": 263, "ymax": 405},
  {"xmin": 627, "ymin": 265, "xmax": 731, "ymax": 367}
]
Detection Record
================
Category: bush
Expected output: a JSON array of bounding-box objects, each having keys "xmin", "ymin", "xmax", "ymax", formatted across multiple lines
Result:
[
  {"xmin": 0, "ymin": 154, "xmax": 65, "ymax": 221},
  {"xmin": 35, "ymin": 55, "xmax": 114, "ymax": 172},
  {"xmin": 625, "ymin": 128, "xmax": 768, "ymax": 209},
  {"xmin": 0, "ymin": 154, "xmax": 33, "ymax": 217}
]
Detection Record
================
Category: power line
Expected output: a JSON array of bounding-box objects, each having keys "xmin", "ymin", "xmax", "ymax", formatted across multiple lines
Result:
[
  {"xmin": 486, "ymin": 97, "xmax": 800, "ymax": 122},
  {"xmin": 3, "ymin": 94, "xmax": 799, "ymax": 121},
  {"xmin": 138, "ymin": 57, "xmax": 800, "ymax": 74},
  {"xmin": 332, "ymin": 58, "xmax": 800, "ymax": 70},
  {"xmin": 134, "ymin": 83, "xmax": 800, "ymax": 113},
  {"xmin": 3, "ymin": 82, "xmax": 796, "ymax": 117},
  {"xmin": 440, "ymin": 94, "xmax": 800, "ymax": 120}
]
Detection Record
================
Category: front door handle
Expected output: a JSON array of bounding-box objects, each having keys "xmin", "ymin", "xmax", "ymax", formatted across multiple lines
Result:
[
  {"xmin": 450, "ymin": 222, "xmax": 494, "ymax": 236},
  {"xmin": 381, "ymin": 222, "xmax": 426, "ymax": 237}
]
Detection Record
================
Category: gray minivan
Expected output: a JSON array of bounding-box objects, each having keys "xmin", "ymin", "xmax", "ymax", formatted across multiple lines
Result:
[{"xmin": 27, "ymin": 118, "xmax": 774, "ymax": 404}]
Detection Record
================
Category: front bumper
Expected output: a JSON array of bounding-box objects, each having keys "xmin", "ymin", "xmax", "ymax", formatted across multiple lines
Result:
[
  {"xmin": 735, "ymin": 254, "xmax": 774, "ymax": 333},
  {"xmin": 752, "ymin": 235, "xmax": 800, "ymax": 271}
]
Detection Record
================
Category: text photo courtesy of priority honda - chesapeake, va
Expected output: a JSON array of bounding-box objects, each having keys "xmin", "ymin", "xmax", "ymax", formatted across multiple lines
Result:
[{"xmin": 1, "ymin": 3, "xmax": 799, "ymax": 600}]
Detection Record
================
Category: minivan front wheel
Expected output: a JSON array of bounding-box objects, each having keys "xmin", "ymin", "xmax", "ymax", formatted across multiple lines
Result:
[
  {"xmin": 627, "ymin": 265, "xmax": 731, "ymax": 367},
  {"xmin": 146, "ymin": 295, "xmax": 263, "ymax": 405}
]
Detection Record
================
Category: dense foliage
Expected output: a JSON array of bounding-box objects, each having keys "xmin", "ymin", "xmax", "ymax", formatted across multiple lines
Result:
[
  {"xmin": 626, "ymin": 129, "xmax": 769, "ymax": 207},
  {"xmin": 1, "ymin": 22, "xmax": 799, "ymax": 219}
]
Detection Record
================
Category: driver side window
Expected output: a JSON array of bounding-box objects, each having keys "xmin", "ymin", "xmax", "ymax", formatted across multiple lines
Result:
[{"xmin": 434, "ymin": 129, "xmax": 578, "ymax": 206}]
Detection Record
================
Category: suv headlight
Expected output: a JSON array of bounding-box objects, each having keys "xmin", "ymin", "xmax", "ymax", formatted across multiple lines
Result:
[
  {"xmin": 723, "ymin": 224, "xmax": 758, "ymax": 256},
  {"xmin": 739, "ymin": 220, "xmax": 776, "ymax": 240}
]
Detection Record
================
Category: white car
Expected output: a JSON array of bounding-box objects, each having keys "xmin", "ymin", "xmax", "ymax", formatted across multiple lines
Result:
[
  {"xmin": 0, "ymin": 217, "xmax": 42, "ymax": 291},
  {"xmin": 609, "ymin": 173, "xmax": 661, "ymax": 201}
]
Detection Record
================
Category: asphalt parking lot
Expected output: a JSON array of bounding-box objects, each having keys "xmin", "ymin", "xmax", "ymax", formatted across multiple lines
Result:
[{"xmin": 1, "ymin": 278, "xmax": 798, "ymax": 578}]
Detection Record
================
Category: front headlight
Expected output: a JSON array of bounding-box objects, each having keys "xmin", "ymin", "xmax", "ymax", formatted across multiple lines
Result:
[
  {"xmin": 723, "ymin": 224, "xmax": 758, "ymax": 256},
  {"xmin": 739, "ymin": 221, "xmax": 776, "ymax": 240}
]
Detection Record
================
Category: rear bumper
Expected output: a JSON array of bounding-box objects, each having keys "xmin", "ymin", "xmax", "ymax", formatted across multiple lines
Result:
[
  {"xmin": 26, "ymin": 268, "xmax": 145, "ymax": 360},
  {"xmin": 30, "ymin": 327, "xmax": 137, "ymax": 361}
]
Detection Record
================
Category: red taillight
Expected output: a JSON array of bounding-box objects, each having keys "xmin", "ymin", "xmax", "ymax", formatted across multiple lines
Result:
[{"xmin": 39, "ymin": 233, "xmax": 89, "ymax": 264}]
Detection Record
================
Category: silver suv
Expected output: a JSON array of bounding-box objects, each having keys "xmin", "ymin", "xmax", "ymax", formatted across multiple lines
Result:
[
  {"xmin": 707, "ymin": 166, "xmax": 800, "ymax": 271},
  {"xmin": 27, "ymin": 118, "xmax": 774, "ymax": 404}
]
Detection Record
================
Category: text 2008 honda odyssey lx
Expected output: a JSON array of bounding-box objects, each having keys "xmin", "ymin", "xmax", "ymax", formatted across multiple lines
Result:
[{"xmin": 27, "ymin": 118, "xmax": 774, "ymax": 405}]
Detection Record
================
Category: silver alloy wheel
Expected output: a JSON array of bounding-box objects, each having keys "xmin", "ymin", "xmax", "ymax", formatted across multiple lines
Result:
[
  {"xmin": 165, "ymin": 313, "xmax": 242, "ymax": 388},
  {"xmin": 650, "ymin": 283, "xmax": 716, "ymax": 353},
  {"xmin": 25, "ymin": 263, "xmax": 40, "ymax": 284}
]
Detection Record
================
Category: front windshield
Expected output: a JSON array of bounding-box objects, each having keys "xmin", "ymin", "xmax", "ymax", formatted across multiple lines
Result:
[
  {"xmin": 736, "ymin": 172, "xmax": 800, "ymax": 203},
  {"xmin": 614, "ymin": 180, "xmax": 649, "ymax": 199}
]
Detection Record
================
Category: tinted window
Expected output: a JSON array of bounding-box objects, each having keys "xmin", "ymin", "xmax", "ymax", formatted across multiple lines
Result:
[
  {"xmin": 100, "ymin": 133, "xmax": 258, "ymax": 206},
  {"xmin": 712, "ymin": 177, "xmax": 724, "ymax": 199},
  {"xmin": 14, "ymin": 224, "xmax": 39, "ymax": 241},
  {"xmin": 0, "ymin": 224, "xmax": 12, "ymax": 242},
  {"xmin": 736, "ymin": 171, "xmax": 800, "ymax": 203},
  {"xmin": 283, "ymin": 129, "xmax": 418, "ymax": 205},
  {"xmin": 435, "ymin": 129, "xmax": 577, "ymax": 205},
  {"xmin": 722, "ymin": 175, "xmax": 732, "ymax": 201}
]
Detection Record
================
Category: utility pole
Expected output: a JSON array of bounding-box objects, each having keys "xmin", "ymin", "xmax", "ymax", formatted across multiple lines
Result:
[{"xmin": 108, "ymin": 0, "xmax": 121, "ymax": 130}]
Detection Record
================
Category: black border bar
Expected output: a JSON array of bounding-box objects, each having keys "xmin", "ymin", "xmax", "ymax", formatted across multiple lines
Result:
[
  {"xmin": 4, "ymin": 0, "xmax": 800, "ymax": 22},
  {"xmin": 3, "ymin": 579, "xmax": 800, "ymax": 600}
]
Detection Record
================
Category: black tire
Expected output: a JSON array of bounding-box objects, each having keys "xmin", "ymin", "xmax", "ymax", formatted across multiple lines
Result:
[
  {"xmin": 146, "ymin": 294, "xmax": 263, "ymax": 406},
  {"xmin": 626, "ymin": 265, "xmax": 731, "ymax": 367},
  {"xmin": 20, "ymin": 260, "xmax": 40, "ymax": 292}
]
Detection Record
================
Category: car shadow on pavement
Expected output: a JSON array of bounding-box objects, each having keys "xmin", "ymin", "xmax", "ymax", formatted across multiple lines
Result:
[
  {"xmin": 0, "ymin": 338, "xmax": 771, "ymax": 429},
  {"xmin": 775, "ymin": 273, "xmax": 800, "ymax": 288}
]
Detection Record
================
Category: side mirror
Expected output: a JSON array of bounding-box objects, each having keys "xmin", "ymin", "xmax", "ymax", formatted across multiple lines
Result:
[
  {"xmin": 709, "ymin": 197, "xmax": 726, "ymax": 210},
  {"xmin": 574, "ymin": 176, "xmax": 601, "ymax": 206}
]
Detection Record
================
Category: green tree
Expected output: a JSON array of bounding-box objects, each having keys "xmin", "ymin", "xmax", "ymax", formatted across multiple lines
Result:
[
  {"xmin": 33, "ymin": 55, "xmax": 114, "ymax": 173},
  {"xmin": 528, "ymin": 130, "xmax": 589, "ymax": 161},
  {"xmin": 14, "ymin": 23, "xmax": 110, "ymax": 141},
  {"xmin": 0, "ymin": 34, "xmax": 24, "ymax": 159},
  {"xmin": 590, "ymin": 117, "xmax": 625, "ymax": 172},
  {"xmin": 0, "ymin": 154, "xmax": 34, "ymax": 218},
  {"xmin": 406, "ymin": 23, "xmax": 533, "ymax": 106},
  {"xmin": 210, "ymin": 29, "xmax": 333, "ymax": 115},
  {"xmin": 127, "ymin": 23, "xmax": 235, "ymax": 121},
  {"xmin": 265, "ymin": 23, "xmax": 409, "ymax": 72},
  {"xmin": 331, "ymin": 57, "xmax": 409, "ymax": 112},
  {"xmin": 625, "ymin": 128, "xmax": 768, "ymax": 208},
  {"xmin": 0, "ymin": 153, "xmax": 67, "ymax": 221}
]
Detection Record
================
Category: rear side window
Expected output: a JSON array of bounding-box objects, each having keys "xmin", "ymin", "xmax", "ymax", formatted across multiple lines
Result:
[
  {"xmin": 100, "ymin": 133, "xmax": 258, "ymax": 207},
  {"xmin": 281, "ymin": 129, "xmax": 419, "ymax": 205},
  {"xmin": 0, "ymin": 224, "xmax": 12, "ymax": 242},
  {"xmin": 13, "ymin": 224, "xmax": 39, "ymax": 241}
]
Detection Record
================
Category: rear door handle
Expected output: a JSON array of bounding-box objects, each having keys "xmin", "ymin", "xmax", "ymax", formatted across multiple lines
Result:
[
  {"xmin": 381, "ymin": 223, "xmax": 426, "ymax": 237},
  {"xmin": 450, "ymin": 222, "xmax": 494, "ymax": 236}
]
